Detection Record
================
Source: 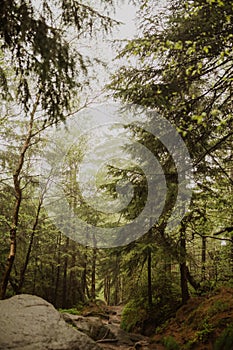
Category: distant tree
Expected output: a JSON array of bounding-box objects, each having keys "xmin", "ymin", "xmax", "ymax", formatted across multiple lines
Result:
[{"xmin": 0, "ymin": 0, "xmax": 118, "ymax": 299}]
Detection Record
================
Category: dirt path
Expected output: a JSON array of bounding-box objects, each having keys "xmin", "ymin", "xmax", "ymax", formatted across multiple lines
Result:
[
  {"xmin": 105, "ymin": 305, "xmax": 123, "ymax": 324},
  {"xmin": 98, "ymin": 305, "xmax": 161, "ymax": 350}
]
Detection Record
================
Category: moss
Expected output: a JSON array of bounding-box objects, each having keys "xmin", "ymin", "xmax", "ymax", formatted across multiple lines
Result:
[
  {"xmin": 214, "ymin": 323, "xmax": 233, "ymax": 350},
  {"xmin": 120, "ymin": 300, "xmax": 148, "ymax": 333},
  {"xmin": 183, "ymin": 320, "xmax": 214, "ymax": 349},
  {"xmin": 208, "ymin": 300, "xmax": 229, "ymax": 317},
  {"xmin": 162, "ymin": 336, "xmax": 180, "ymax": 350},
  {"xmin": 59, "ymin": 308, "xmax": 81, "ymax": 315}
]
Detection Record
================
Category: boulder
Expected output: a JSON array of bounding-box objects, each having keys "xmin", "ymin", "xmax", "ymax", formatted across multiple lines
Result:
[{"xmin": 0, "ymin": 294, "xmax": 102, "ymax": 350}]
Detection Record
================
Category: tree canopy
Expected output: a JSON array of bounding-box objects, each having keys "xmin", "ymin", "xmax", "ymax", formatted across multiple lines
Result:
[
  {"xmin": 0, "ymin": 1, "xmax": 233, "ymax": 342},
  {"xmin": 108, "ymin": 0, "xmax": 233, "ymax": 302},
  {"xmin": 0, "ymin": 0, "xmax": 116, "ymax": 123}
]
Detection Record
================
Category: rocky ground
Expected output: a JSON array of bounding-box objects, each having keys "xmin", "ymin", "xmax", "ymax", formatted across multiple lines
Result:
[
  {"xmin": 1, "ymin": 287, "xmax": 232, "ymax": 350},
  {"xmin": 61, "ymin": 304, "xmax": 157, "ymax": 349},
  {"xmin": 0, "ymin": 294, "xmax": 158, "ymax": 350}
]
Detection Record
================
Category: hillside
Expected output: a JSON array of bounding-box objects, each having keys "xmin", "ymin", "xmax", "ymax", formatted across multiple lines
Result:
[{"xmin": 153, "ymin": 287, "xmax": 233, "ymax": 350}]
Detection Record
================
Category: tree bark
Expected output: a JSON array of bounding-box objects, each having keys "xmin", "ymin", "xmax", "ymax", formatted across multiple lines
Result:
[
  {"xmin": 62, "ymin": 237, "xmax": 69, "ymax": 308},
  {"xmin": 201, "ymin": 235, "xmax": 207, "ymax": 281},
  {"xmin": 114, "ymin": 252, "xmax": 120, "ymax": 305},
  {"xmin": 54, "ymin": 233, "xmax": 62, "ymax": 307},
  {"xmin": 185, "ymin": 266, "xmax": 200, "ymax": 291},
  {"xmin": 82, "ymin": 247, "xmax": 90, "ymax": 301},
  {"xmin": 179, "ymin": 225, "xmax": 189, "ymax": 304},
  {"xmin": 104, "ymin": 275, "xmax": 111, "ymax": 305},
  {"xmin": 91, "ymin": 247, "xmax": 97, "ymax": 301},
  {"xmin": 17, "ymin": 197, "xmax": 43, "ymax": 293},
  {"xmin": 147, "ymin": 246, "xmax": 153, "ymax": 307}
]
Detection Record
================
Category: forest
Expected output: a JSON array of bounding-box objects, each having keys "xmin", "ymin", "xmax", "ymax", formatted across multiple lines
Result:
[{"xmin": 0, "ymin": 0, "xmax": 233, "ymax": 349}]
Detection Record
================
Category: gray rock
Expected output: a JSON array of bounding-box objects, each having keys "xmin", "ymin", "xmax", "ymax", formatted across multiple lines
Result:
[
  {"xmin": 62, "ymin": 313, "xmax": 144, "ymax": 347},
  {"xmin": 62, "ymin": 314, "xmax": 110, "ymax": 341},
  {"xmin": 0, "ymin": 294, "xmax": 102, "ymax": 350},
  {"xmin": 106, "ymin": 324, "xmax": 141, "ymax": 346}
]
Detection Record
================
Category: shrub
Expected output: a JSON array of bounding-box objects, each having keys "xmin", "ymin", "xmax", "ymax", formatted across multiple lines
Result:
[
  {"xmin": 121, "ymin": 299, "xmax": 148, "ymax": 333},
  {"xmin": 162, "ymin": 336, "xmax": 180, "ymax": 350},
  {"xmin": 214, "ymin": 323, "xmax": 233, "ymax": 350},
  {"xmin": 59, "ymin": 308, "xmax": 80, "ymax": 315},
  {"xmin": 208, "ymin": 300, "xmax": 229, "ymax": 317}
]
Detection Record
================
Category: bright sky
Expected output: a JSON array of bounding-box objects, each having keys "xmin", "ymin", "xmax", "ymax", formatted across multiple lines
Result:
[
  {"xmin": 114, "ymin": 2, "xmax": 138, "ymax": 39},
  {"xmin": 81, "ymin": 1, "xmax": 138, "ymax": 96}
]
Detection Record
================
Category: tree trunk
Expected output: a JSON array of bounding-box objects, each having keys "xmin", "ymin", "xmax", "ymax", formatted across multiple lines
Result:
[
  {"xmin": 180, "ymin": 225, "xmax": 189, "ymax": 304},
  {"xmin": 54, "ymin": 233, "xmax": 62, "ymax": 307},
  {"xmin": 231, "ymin": 238, "xmax": 233, "ymax": 274},
  {"xmin": 82, "ymin": 248, "xmax": 90, "ymax": 301},
  {"xmin": 69, "ymin": 241, "xmax": 78, "ymax": 306},
  {"xmin": 91, "ymin": 233, "xmax": 97, "ymax": 301},
  {"xmin": 114, "ymin": 252, "xmax": 120, "ymax": 305},
  {"xmin": 17, "ymin": 198, "xmax": 43, "ymax": 294},
  {"xmin": 0, "ymin": 95, "xmax": 40, "ymax": 299},
  {"xmin": 147, "ymin": 247, "xmax": 153, "ymax": 307},
  {"xmin": 201, "ymin": 235, "xmax": 207, "ymax": 281},
  {"xmin": 0, "ymin": 227, "xmax": 18, "ymax": 299},
  {"xmin": 104, "ymin": 276, "xmax": 111, "ymax": 305},
  {"xmin": 62, "ymin": 237, "xmax": 69, "ymax": 308},
  {"xmin": 185, "ymin": 266, "xmax": 200, "ymax": 291},
  {"xmin": 230, "ymin": 151, "xmax": 233, "ymax": 273},
  {"xmin": 91, "ymin": 247, "xmax": 97, "ymax": 301}
]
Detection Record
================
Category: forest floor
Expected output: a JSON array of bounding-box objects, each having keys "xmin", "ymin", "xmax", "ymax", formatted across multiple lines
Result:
[
  {"xmin": 80, "ymin": 303, "xmax": 157, "ymax": 349},
  {"xmin": 98, "ymin": 305, "xmax": 129, "ymax": 350},
  {"xmin": 78, "ymin": 286, "xmax": 233, "ymax": 350},
  {"xmin": 152, "ymin": 286, "xmax": 233, "ymax": 350}
]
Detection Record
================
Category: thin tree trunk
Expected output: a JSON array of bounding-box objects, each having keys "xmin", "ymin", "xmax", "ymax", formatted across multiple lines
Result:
[
  {"xmin": 180, "ymin": 225, "xmax": 189, "ymax": 304},
  {"xmin": 91, "ymin": 247, "xmax": 97, "ymax": 301},
  {"xmin": 147, "ymin": 247, "xmax": 153, "ymax": 307},
  {"xmin": 32, "ymin": 263, "xmax": 37, "ymax": 295},
  {"xmin": 120, "ymin": 276, "xmax": 124, "ymax": 304},
  {"xmin": 69, "ymin": 242, "xmax": 77, "ymax": 306},
  {"xmin": 17, "ymin": 197, "xmax": 43, "ymax": 293},
  {"xmin": 201, "ymin": 235, "xmax": 207, "ymax": 281},
  {"xmin": 0, "ymin": 96, "xmax": 40, "ymax": 299},
  {"xmin": 54, "ymin": 233, "xmax": 62, "ymax": 307},
  {"xmin": 1, "ymin": 226, "xmax": 18, "ymax": 299},
  {"xmin": 82, "ymin": 247, "xmax": 90, "ymax": 301},
  {"xmin": 90, "ymin": 233, "xmax": 97, "ymax": 301},
  {"xmin": 114, "ymin": 278, "xmax": 119, "ymax": 306},
  {"xmin": 104, "ymin": 276, "xmax": 110, "ymax": 305},
  {"xmin": 185, "ymin": 266, "xmax": 200, "ymax": 291},
  {"xmin": 62, "ymin": 237, "xmax": 69, "ymax": 308},
  {"xmin": 230, "ymin": 149, "xmax": 233, "ymax": 273},
  {"xmin": 114, "ymin": 252, "xmax": 120, "ymax": 305}
]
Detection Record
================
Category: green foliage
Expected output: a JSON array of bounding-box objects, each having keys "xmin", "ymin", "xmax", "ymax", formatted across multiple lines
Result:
[
  {"xmin": 121, "ymin": 264, "xmax": 181, "ymax": 334},
  {"xmin": 214, "ymin": 324, "xmax": 233, "ymax": 350},
  {"xmin": 59, "ymin": 308, "xmax": 81, "ymax": 315},
  {"xmin": 151, "ymin": 275, "xmax": 181, "ymax": 326},
  {"xmin": 0, "ymin": 0, "xmax": 115, "ymax": 123},
  {"xmin": 162, "ymin": 336, "xmax": 180, "ymax": 350},
  {"xmin": 184, "ymin": 318, "xmax": 214, "ymax": 349},
  {"xmin": 208, "ymin": 300, "xmax": 229, "ymax": 317},
  {"xmin": 109, "ymin": 0, "xmax": 233, "ymax": 309},
  {"xmin": 196, "ymin": 319, "xmax": 214, "ymax": 342},
  {"xmin": 1, "ymin": 4, "xmax": 233, "ymax": 344},
  {"xmin": 121, "ymin": 299, "xmax": 148, "ymax": 333}
]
